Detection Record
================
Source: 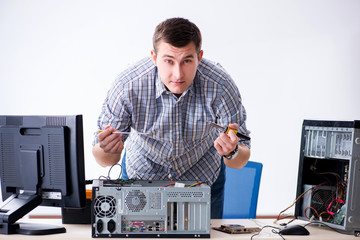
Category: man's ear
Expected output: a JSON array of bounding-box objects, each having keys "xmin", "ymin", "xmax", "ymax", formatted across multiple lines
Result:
[
  {"xmin": 151, "ymin": 50, "xmax": 157, "ymax": 66},
  {"xmin": 198, "ymin": 50, "xmax": 204, "ymax": 63}
]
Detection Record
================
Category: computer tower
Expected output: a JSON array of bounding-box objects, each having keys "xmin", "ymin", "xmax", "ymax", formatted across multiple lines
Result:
[
  {"xmin": 294, "ymin": 120, "xmax": 360, "ymax": 235},
  {"xmin": 91, "ymin": 179, "xmax": 211, "ymax": 238}
]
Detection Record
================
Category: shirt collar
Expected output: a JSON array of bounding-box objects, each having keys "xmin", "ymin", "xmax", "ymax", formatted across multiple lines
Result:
[{"xmin": 155, "ymin": 72, "xmax": 166, "ymax": 99}]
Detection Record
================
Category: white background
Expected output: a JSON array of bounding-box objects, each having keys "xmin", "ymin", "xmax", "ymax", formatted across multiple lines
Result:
[{"xmin": 1, "ymin": 0, "xmax": 360, "ymax": 216}]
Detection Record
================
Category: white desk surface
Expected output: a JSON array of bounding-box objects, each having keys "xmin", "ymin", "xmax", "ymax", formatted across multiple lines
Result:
[{"xmin": 0, "ymin": 218, "xmax": 357, "ymax": 240}]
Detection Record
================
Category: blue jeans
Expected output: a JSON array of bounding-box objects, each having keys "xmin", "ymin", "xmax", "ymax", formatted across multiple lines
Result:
[{"xmin": 211, "ymin": 160, "xmax": 225, "ymax": 219}]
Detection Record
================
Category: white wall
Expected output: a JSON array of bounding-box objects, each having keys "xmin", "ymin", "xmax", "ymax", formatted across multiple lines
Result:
[{"xmin": 1, "ymin": 0, "xmax": 360, "ymax": 216}]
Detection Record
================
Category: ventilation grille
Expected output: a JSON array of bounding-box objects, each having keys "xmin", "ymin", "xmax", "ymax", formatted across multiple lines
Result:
[
  {"xmin": 311, "ymin": 188, "xmax": 335, "ymax": 214},
  {"xmin": 46, "ymin": 116, "xmax": 66, "ymax": 126},
  {"xmin": 125, "ymin": 190, "xmax": 147, "ymax": 212},
  {"xmin": 94, "ymin": 195, "xmax": 116, "ymax": 218},
  {"xmin": 48, "ymin": 133, "xmax": 66, "ymax": 186},
  {"xmin": 0, "ymin": 133, "xmax": 17, "ymax": 183},
  {"xmin": 149, "ymin": 192, "xmax": 161, "ymax": 209},
  {"xmin": 167, "ymin": 191, "xmax": 204, "ymax": 198}
]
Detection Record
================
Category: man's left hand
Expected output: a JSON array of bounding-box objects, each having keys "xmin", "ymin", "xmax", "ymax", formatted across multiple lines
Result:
[{"xmin": 214, "ymin": 123, "xmax": 239, "ymax": 156}]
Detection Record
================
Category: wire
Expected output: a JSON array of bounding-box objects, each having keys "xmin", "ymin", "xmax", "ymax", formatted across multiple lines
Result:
[
  {"xmin": 304, "ymin": 221, "xmax": 355, "ymax": 236},
  {"xmin": 275, "ymin": 181, "xmax": 328, "ymax": 223},
  {"xmin": 98, "ymin": 163, "xmax": 123, "ymax": 180},
  {"xmin": 327, "ymin": 199, "xmax": 345, "ymax": 215},
  {"xmin": 161, "ymin": 183, "xmax": 175, "ymax": 187},
  {"xmin": 304, "ymin": 206, "xmax": 321, "ymax": 219},
  {"xmin": 250, "ymin": 225, "xmax": 285, "ymax": 240},
  {"xmin": 160, "ymin": 181, "xmax": 205, "ymax": 188},
  {"xmin": 188, "ymin": 181, "xmax": 205, "ymax": 188}
]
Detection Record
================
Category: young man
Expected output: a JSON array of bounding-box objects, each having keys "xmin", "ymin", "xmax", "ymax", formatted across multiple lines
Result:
[{"xmin": 92, "ymin": 17, "xmax": 251, "ymax": 218}]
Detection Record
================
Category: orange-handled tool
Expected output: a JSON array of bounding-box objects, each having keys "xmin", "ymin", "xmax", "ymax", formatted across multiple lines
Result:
[{"xmin": 207, "ymin": 121, "xmax": 251, "ymax": 141}]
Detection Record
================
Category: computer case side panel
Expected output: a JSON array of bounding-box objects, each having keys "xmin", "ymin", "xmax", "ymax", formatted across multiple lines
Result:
[
  {"xmin": 294, "ymin": 122, "xmax": 307, "ymax": 219},
  {"xmin": 345, "ymin": 125, "xmax": 360, "ymax": 231}
]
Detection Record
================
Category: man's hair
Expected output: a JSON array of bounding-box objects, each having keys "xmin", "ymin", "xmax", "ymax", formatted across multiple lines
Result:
[{"xmin": 153, "ymin": 17, "xmax": 202, "ymax": 55}]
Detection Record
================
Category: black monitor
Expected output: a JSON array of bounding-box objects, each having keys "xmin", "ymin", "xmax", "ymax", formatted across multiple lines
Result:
[{"xmin": 0, "ymin": 115, "xmax": 86, "ymax": 235}]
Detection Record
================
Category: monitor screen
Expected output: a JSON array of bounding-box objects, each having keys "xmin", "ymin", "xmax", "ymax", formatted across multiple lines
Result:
[{"xmin": 0, "ymin": 115, "xmax": 86, "ymax": 235}]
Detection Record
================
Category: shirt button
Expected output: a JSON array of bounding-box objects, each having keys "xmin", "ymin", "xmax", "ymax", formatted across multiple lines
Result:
[
  {"xmin": 175, "ymin": 122, "xmax": 179, "ymax": 126},
  {"xmin": 175, "ymin": 143, "xmax": 179, "ymax": 147}
]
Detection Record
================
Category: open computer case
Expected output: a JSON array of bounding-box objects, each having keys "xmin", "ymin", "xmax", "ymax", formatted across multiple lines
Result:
[{"xmin": 294, "ymin": 120, "xmax": 360, "ymax": 235}]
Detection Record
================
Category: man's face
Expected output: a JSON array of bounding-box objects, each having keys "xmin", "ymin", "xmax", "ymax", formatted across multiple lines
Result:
[{"xmin": 151, "ymin": 41, "xmax": 203, "ymax": 96}]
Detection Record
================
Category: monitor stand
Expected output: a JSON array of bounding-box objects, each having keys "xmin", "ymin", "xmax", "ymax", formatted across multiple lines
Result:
[
  {"xmin": 0, "ymin": 194, "xmax": 66, "ymax": 235},
  {"xmin": 17, "ymin": 222, "xmax": 66, "ymax": 235}
]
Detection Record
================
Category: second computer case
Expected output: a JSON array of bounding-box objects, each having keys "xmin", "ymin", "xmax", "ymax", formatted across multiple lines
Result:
[{"xmin": 294, "ymin": 120, "xmax": 360, "ymax": 235}]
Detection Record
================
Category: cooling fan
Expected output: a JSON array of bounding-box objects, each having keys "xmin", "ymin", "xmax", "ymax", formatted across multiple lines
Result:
[
  {"xmin": 125, "ymin": 190, "xmax": 147, "ymax": 212},
  {"xmin": 94, "ymin": 195, "xmax": 116, "ymax": 218},
  {"xmin": 309, "ymin": 187, "xmax": 335, "ymax": 216}
]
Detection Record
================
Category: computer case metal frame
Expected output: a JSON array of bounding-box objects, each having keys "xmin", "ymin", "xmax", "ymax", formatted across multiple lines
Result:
[
  {"xmin": 295, "ymin": 120, "xmax": 360, "ymax": 235},
  {"xmin": 91, "ymin": 179, "xmax": 211, "ymax": 238}
]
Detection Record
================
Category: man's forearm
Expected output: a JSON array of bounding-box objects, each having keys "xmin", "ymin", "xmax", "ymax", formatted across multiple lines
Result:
[
  {"xmin": 92, "ymin": 143, "xmax": 122, "ymax": 167},
  {"xmin": 223, "ymin": 144, "xmax": 250, "ymax": 169}
]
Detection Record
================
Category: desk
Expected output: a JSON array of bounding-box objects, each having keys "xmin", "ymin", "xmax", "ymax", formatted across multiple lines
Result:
[{"xmin": 0, "ymin": 218, "xmax": 356, "ymax": 240}]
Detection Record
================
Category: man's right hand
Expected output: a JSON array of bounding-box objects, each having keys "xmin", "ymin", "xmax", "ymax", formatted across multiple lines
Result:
[
  {"xmin": 92, "ymin": 125, "xmax": 124, "ymax": 167},
  {"xmin": 98, "ymin": 126, "xmax": 124, "ymax": 154}
]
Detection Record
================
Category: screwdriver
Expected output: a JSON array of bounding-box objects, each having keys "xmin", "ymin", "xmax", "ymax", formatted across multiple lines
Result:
[{"xmin": 207, "ymin": 121, "xmax": 251, "ymax": 141}]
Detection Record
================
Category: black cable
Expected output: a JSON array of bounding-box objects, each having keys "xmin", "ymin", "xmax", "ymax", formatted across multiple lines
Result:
[
  {"xmin": 304, "ymin": 221, "xmax": 355, "ymax": 236},
  {"xmin": 85, "ymin": 179, "xmax": 93, "ymax": 185}
]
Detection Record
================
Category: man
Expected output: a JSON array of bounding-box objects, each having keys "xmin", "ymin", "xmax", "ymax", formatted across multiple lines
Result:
[{"xmin": 93, "ymin": 17, "xmax": 251, "ymax": 218}]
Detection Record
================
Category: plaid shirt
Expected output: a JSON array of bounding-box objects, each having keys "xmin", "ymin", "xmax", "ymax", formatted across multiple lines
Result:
[{"xmin": 96, "ymin": 57, "xmax": 250, "ymax": 185}]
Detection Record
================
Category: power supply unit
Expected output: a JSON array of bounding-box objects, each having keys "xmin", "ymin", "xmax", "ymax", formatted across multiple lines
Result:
[
  {"xmin": 300, "ymin": 185, "xmax": 338, "ymax": 222},
  {"xmin": 91, "ymin": 179, "xmax": 211, "ymax": 238},
  {"xmin": 295, "ymin": 120, "xmax": 360, "ymax": 236}
]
